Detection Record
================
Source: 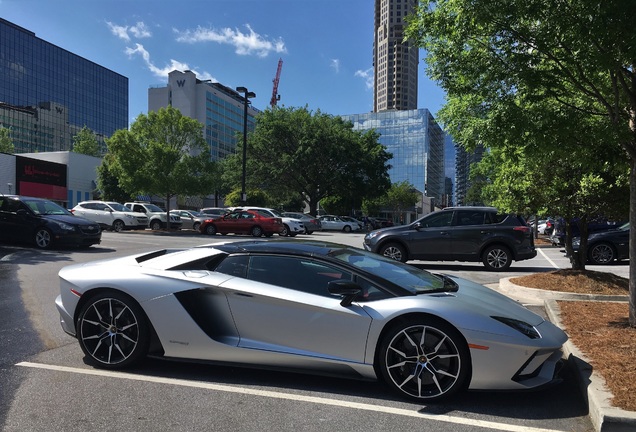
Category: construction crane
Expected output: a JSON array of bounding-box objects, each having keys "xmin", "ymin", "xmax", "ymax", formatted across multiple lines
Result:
[{"xmin": 270, "ymin": 58, "xmax": 283, "ymax": 107}]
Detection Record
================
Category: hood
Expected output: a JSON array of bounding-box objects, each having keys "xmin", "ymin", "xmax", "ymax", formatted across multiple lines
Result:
[
  {"xmin": 447, "ymin": 275, "xmax": 545, "ymax": 326},
  {"xmin": 46, "ymin": 214, "xmax": 98, "ymax": 226}
]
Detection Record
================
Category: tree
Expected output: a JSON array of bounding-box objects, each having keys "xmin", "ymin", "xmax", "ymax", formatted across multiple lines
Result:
[
  {"xmin": 406, "ymin": 0, "xmax": 636, "ymax": 325},
  {"xmin": 385, "ymin": 181, "xmax": 420, "ymax": 224},
  {"xmin": 96, "ymin": 153, "xmax": 133, "ymax": 203},
  {"xmin": 0, "ymin": 126, "xmax": 15, "ymax": 154},
  {"xmin": 106, "ymin": 107, "xmax": 219, "ymax": 223},
  {"xmin": 72, "ymin": 126, "xmax": 101, "ymax": 157},
  {"xmin": 221, "ymin": 106, "xmax": 392, "ymax": 215}
]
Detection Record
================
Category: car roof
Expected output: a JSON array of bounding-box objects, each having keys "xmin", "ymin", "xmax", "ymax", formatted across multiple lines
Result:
[{"xmin": 213, "ymin": 238, "xmax": 350, "ymax": 257}]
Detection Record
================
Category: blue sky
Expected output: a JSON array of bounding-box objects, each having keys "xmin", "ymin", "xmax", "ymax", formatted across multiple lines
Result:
[{"xmin": 1, "ymin": 0, "xmax": 447, "ymax": 124}]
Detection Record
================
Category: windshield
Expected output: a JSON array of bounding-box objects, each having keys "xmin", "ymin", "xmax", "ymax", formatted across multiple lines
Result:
[
  {"xmin": 267, "ymin": 208, "xmax": 282, "ymax": 217},
  {"xmin": 328, "ymin": 247, "xmax": 445, "ymax": 294},
  {"xmin": 109, "ymin": 203, "xmax": 129, "ymax": 212},
  {"xmin": 146, "ymin": 204, "xmax": 164, "ymax": 212},
  {"xmin": 23, "ymin": 198, "xmax": 71, "ymax": 216},
  {"xmin": 618, "ymin": 222, "xmax": 630, "ymax": 231}
]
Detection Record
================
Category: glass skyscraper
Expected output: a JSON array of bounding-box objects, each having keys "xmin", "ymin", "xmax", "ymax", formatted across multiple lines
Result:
[
  {"xmin": 0, "ymin": 18, "xmax": 128, "ymax": 153},
  {"xmin": 342, "ymin": 109, "xmax": 445, "ymax": 204}
]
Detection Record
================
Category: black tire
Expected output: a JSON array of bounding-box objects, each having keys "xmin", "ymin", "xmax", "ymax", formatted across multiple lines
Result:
[
  {"xmin": 76, "ymin": 291, "xmax": 149, "ymax": 369},
  {"xmin": 192, "ymin": 222, "xmax": 201, "ymax": 232},
  {"xmin": 343, "ymin": 225, "xmax": 352, "ymax": 233},
  {"xmin": 280, "ymin": 224, "xmax": 290, "ymax": 236},
  {"xmin": 482, "ymin": 245, "xmax": 512, "ymax": 271},
  {"xmin": 205, "ymin": 224, "xmax": 217, "ymax": 236},
  {"xmin": 306, "ymin": 230, "xmax": 313, "ymax": 235},
  {"xmin": 150, "ymin": 220, "xmax": 162, "ymax": 231},
  {"xmin": 251, "ymin": 226, "xmax": 263, "ymax": 237},
  {"xmin": 112, "ymin": 220, "xmax": 125, "ymax": 232},
  {"xmin": 380, "ymin": 242, "xmax": 407, "ymax": 263},
  {"xmin": 34, "ymin": 228, "xmax": 53, "ymax": 249},
  {"xmin": 588, "ymin": 242, "xmax": 616, "ymax": 265},
  {"xmin": 378, "ymin": 317, "xmax": 470, "ymax": 402}
]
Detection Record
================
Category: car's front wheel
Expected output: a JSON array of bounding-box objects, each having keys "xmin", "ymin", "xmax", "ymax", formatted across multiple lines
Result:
[
  {"xmin": 34, "ymin": 228, "xmax": 52, "ymax": 249},
  {"xmin": 378, "ymin": 317, "xmax": 470, "ymax": 401},
  {"xmin": 192, "ymin": 222, "xmax": 201, "ymax": 232},
  {"xmin": 150, "ymin": 220, "xmax": 162, "ymax": 231},
  {"xmin": 482, "ymin": 245, "xmax": 512, "ymax": 271},
  {"xmin": 588, "ymin": 242, "xmax": 616, "ymax": 265},
  {"xmin": 76, "ymin": 291, "xmax": 149, "ymax": 369},
  {"xmin": 112, "ymin": 220, "xmax": 125, "ymax": 232},
  {"xmin": 380, "ymin": 242, "xmax": 407, "ymax": 263},
  {"xmin": 343, "ymin": 225, "xmax": 352, "ymax": 233}
]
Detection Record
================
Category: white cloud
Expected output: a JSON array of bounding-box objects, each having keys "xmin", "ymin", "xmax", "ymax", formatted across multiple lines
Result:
[
  {"xmin": 330, "ymin": 59, "xmax": 340, "ymax": 73},
  {"xmin": 355, "ymin": 68, "xmax": 374, "ymax": 90},
  {"xmin": 106, "ymin": 21, "xmax": 152, "ymax": 42},
  {"xmin": 174, "ymin": 24, "xmax": 287, "ymax": 58},
  {"xmin": 125, "ymin": 43, "xmax": 216, "ymax": 81}
]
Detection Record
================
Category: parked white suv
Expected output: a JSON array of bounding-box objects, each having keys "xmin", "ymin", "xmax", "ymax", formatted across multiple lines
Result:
[
  {"xmin": 124, "ymin": 202, "xmax": 182, "ymax": 230},
  {"xmin": 71, "ymin": 201, "xmax": 148, "ymax": 232},
  {"xmin": 239, "ymin": 207, "xmax": 304, "ymax": 236}
]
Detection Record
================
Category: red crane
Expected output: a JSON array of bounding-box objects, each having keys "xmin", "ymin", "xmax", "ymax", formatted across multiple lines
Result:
[{"xmin": 270, "ymin": 58, "xmax": 283, "ymax": 107}]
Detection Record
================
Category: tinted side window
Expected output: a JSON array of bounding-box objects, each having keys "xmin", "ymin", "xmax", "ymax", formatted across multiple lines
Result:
[
  {"xmin": 455, "ymin": 210, "xmax": 485, "ymax": 226},
  {"xmin": 247, "ymin": 256, "xmax": 352, "ymax": 297},
  {"xmin": 214, "ymin": 255, "xmax": 249, "ymax": 277},
  {"xmin": 487, "ymin": 213, "xmax": 508, "ymax": 224},
  {"xmin": 420, "ymin": 211, "xmax": 453, "ymax": 228}
]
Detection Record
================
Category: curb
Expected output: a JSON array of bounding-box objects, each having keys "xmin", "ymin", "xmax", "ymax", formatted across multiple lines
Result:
[{"xmin": 498, "ymin": 278, "xmax": 636, "ymax": 432}]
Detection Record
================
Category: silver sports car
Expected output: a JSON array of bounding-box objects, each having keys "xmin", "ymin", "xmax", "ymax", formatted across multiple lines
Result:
[{"xmin": 55, "ymin": 239, "xmax": 567, "ymax": 401}]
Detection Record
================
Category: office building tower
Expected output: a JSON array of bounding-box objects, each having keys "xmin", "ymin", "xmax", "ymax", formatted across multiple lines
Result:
[
  {"xmin": 148, "ymin": 70, "xmax": 259, "ymax": 163},
  {"xmin": 0, "ymin": 18, "xmax": 128, "ymax": 154},
  {"xmin": 374, "ymin": 0, "xmax": 419, "ymax": 112}
]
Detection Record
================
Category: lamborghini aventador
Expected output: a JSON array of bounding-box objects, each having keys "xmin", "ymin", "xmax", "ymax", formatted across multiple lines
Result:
[{"xmin": 55, "ymin": 239, "xmax": 567, "ymax": 402}]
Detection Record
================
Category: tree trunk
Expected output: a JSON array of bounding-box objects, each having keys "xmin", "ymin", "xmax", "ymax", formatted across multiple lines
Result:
[{"xmin": 630, "ymin": 159, "xmax": 636, "ymax": 326}]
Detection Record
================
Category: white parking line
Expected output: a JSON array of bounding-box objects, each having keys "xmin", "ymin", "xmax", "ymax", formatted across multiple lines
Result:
[
  {"xmin": 17, "ymin": 361, "xmax": 566, "ymax": 432},
  {"xmin": 538, "ymin": 248, "xmax": 561, "ymax": 269}
]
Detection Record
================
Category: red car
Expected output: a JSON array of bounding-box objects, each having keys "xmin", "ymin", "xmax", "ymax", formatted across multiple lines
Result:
[{"xmin": 200, "ymin": 210, "xmax": 284, "ymax": 237}]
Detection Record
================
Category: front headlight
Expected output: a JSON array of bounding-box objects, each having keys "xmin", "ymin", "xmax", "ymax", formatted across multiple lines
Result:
[
  {"xmin": 56, "ymin": 222, "xmax": 76, "ymax": 232},
  {"xmin": 492, "ymin": 316, "xmax": 541, "ymax": 339},
  {"xmin": 125, "ymin": 214, "xmax": 135, "ymax": 219},
  {"xmin": 365, "ymin": 231, "xmax": 380, "ymax": 241}
]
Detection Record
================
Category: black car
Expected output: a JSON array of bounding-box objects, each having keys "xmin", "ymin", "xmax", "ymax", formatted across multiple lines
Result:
[
  {"xmin": 572, "ymin": 222, "xmax": 629, "ymax": 265},
  {"xmin": 363, "ymin": 206, "xmax": 536, "ymax": 271},
  {"xmin": 0, "ymin": 195, "xmax": 101, "ymax": 249}
]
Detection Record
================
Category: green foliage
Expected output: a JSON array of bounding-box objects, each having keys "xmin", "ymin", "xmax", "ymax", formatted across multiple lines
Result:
[
  {"xmin": 0, "ymin": 127, "xmax": 15, "ymax": 154},
  {"xmin": 72, "ymin": 126, "xmax": 101, "ymax": 157},
  {"xmin": 106, "ymin": 107, "xmax": 219, "ymax": 214},
  {"xmin": 223, "ymin": 188, "xmax": 270, "ymax": 207},
  {"xmin": 360, "ymin": 181, "xmax": 419, "ymax": 218},
  {"xmin": 220, "ymin": 106, "xmax": 392, "ymax": 215},
  {"xmin": 96, "ymin": 154, "xmax": 133, "ymax": 203}
]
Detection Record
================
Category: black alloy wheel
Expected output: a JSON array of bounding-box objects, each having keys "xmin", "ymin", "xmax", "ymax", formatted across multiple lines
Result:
[
  {"xmin": 76, "ymin": 291, "xmax": 149, "ymax": 369},
  {"xmin": 378, "ymin": 318, "xmax": 470, "ymax": 401},
  {"xmin": 588, "ymin": 242, "xmax": 616, "ymax": 265}
]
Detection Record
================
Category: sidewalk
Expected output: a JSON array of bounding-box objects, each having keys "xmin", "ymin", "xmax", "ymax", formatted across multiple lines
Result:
[{"xmin": 495, "ymin": 278, "xmax": 636, "ymax": 432}]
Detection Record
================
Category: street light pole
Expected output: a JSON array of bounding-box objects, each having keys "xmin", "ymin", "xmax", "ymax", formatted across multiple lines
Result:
[{"xmin": 236, "ymin": 86, "xmax": 256, "ymax": 205}]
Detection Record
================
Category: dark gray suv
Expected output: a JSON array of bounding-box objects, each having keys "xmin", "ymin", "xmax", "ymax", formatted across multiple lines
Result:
[{"xmin": 363, "ymin": 206, "xmax": 536, "ymax": 271}]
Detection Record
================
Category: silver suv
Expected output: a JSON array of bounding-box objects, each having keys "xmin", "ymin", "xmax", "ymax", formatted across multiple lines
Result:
[
  {"xmin": 124, "ymin": 202, "xmax": 182, "ymax": 230},
  {"xmin": 71, "ymin": 201, "xmax": 148, "ymax": 232}
]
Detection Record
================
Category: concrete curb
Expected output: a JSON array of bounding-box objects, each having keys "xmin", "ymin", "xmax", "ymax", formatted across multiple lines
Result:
[{"xmin": 498, "ymin": 278, "xmax": 636, "ymax": 432}]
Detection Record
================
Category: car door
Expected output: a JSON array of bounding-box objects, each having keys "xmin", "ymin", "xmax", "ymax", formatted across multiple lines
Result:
[
  {"xmin": 448, "ymin": 209, "xmax": 489, "ymax": 260},
  {"xmin": 177, "ymin": 211, "xmax": 194, "ymax": 230},
  {"xmin": 222, "ymin": 255, "xmax": 373, "ymax": 363},
  {"xmin": 0, "ymin": 197, "xmax": 36, "ymax": 242},
  {"xmin": 406, "ymin": 210, "xmax": 454, "ymax": 259}
]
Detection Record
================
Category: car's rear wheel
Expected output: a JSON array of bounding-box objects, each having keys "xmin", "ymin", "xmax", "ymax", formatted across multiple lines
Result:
[
  {"xmin": 482, "ymin": 245, "xmax": 512, "ymax": 271},
  {"xmin": 112, "ymin": 220, "xmax": 125, "ymax": 232},
  {"xmin": 205, "ymin": 224, "xmax": 217, "ymax": 235},
  {"xmin": 378, "ymin": 317, "xmax": 470, "ymax": 402},
  {"xmin": 380, "ymin": 242, "xmax": 407, "ymax": 263},
  {"xmin": 343, "ymin": 225, "xmax": 352, "ymax": 233},
  {"xmin": 34, "ymin": 228, "xmax": 52, "ymax": 249},
  {"xmin": 76, "ymin": 291, "xmax": 149, "ymax": 369},
  {"xmin": 588, "ymin": 242, "xmax": 616, "ymax": 265},
  {"xmin": 251, "ymin": 226, "xmax": 263, "ymax": 237},
  {"xmin": 150, "ymin": 220, "xmax": 162, "ymax": 231}
]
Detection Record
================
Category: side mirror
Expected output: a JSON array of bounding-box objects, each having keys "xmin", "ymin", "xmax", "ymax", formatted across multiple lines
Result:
[
  {"xmin": 413, "ymin": 221, "xmax": 422, "ymax": 230},
  {"xmin": 328, "ymin": 279, "xmax": 362, "ymax": 307},
  {"xmin": 16, "ymin": 209, "xmax": 29, "ymax": 218}
]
